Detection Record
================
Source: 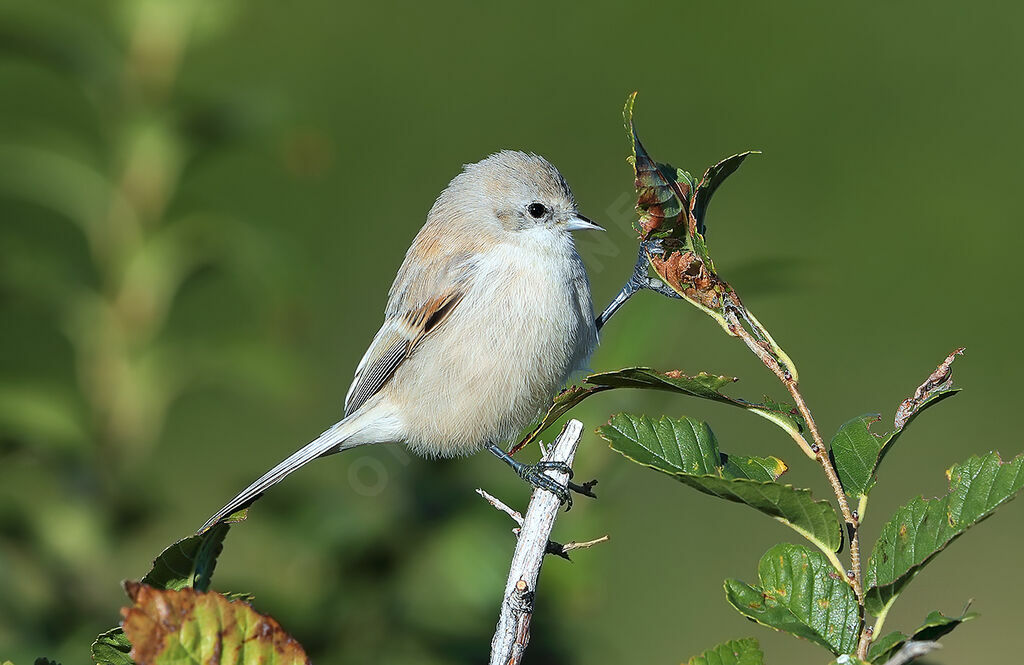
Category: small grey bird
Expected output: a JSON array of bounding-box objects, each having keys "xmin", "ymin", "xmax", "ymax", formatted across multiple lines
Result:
[{"xmin": 201, "ymin": 151, "xmax": 603, "ymax": 531}]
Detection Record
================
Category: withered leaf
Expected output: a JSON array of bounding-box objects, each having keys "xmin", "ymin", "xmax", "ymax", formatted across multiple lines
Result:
[
  {"xmin": 121, "ymin": 582, "xmax": 309, "ymax": 665},
  {"xmin": 894, "ymin": 348, "xmax": 964, "ymax": 431}
]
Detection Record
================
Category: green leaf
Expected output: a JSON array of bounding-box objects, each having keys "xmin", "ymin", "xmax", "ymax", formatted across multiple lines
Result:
[
  {"xmin": 509, "ymin": 366, "xmax": 803, "ymax": 455},
  {"xmin": 830, "ymin": 414, "xmax": 887, "ymax": 499},
  {"xmin": 601, "ymin": 414, "xmax": 842, "ymax": 553},
  {"xmin": 91, "ymin": 628, "xmax": 134, "ymax": 665},
  {"xmin": 831, "ymin": 351, "xmax": 963, "ymax": 503},
  {"xmin": 692, "ymin": 152, "xmax": 758, "ymax": 235},
  {"xmin": 90, "ymin": 510, "xmax": 248, "ymax": 665},
  {"xmin": 687, "ymin": 637, "xmax": 763, "ymax": 665},
  {"xmin": 588, "ymin": 367, "xmax": 805, "ymax": 437},
  {"xmin": 725, "ymin": 544, "xmax": 860, "ymax": 655},
  {"xmin": 868, "ymin": 607, "xmax": 977, "ymax": 662},
  {"xmin": 141, "ymin": 508, "xmax": 246, "ymax": 592},
  {"xmin": 508, "ymin": 384, "xmax": 608, "ymax": 454},
  {"xmin": 866, "ymin": 452, "xmax": 1024, "ymax": 615},
  {"xmin": 121, "ymin": 582, "xmax": 309, "ymax": 665}
]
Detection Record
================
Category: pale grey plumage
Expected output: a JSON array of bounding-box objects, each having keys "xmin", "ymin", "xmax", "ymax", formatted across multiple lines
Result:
[{"xmin": 201, "ymin": 151, "xmax": 599, "ymax": 531}]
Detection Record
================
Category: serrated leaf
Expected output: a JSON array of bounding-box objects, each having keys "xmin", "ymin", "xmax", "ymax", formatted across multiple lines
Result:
[
  {"xmin": 692, "ymin": 152, "xmax": 757, "ymax": 235},
  {"xmin": 866, "ymin": 452, "xmax": 1024, "ymax": 615},
  {"xmin": 725, "ymin": 544, "xmax": 859, "ymax": 655},
  {"xmin": 589, "ymin": 367, "xmax": 804, "ymax": 434},
  {"xmin": 867, "ymin": 607, "xmax": 977, "ymax": 662},
  {"xmin": 141, "ymin": 508, "xmax": 246, "ymax": 592},
  {"xmin": 601, "ymin": 413, "xmax": 842, "ymax": 552},
  {"xmin": 687, "ymin": 637, "xmax": 763, "ymax": 665},
  {"xmin": 120, "ymin": 582, "xmax": 309, "ymax": 665},
  {"xmin": 508, "ymin": 366, "xmax": 802, "ymax": 455},
  {"xmin": 722, "ymin": 453, "xmax": 789, "ymax": 482},
  {"xmin": 91, "ymin": 628, "xmax": 134, "ymax": 665}
]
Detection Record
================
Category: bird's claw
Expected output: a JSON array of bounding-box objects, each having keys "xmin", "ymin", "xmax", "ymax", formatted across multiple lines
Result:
[{"xmin": 517, "ymin": 462, "xmax": 597, "ymax": 510}]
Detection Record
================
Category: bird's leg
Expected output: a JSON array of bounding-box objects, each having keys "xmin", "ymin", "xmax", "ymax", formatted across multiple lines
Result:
[
  {"xmin": 486, "ymin": 444, "xmax": 597, "ymax": 510},
  {"xmin": 595, "ymin": 240, "xmax": 682, "ymax": 331}
]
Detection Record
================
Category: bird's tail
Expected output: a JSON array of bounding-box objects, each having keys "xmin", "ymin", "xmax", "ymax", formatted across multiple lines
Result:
[{"xmin": 198, "ymin": 411, "xmax": 373, "ymax": 533}]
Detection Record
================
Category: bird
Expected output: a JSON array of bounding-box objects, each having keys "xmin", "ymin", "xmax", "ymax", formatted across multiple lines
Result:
[{"xmin": 200, "ymin": 150, "xmax": 605, "ymax": 532}]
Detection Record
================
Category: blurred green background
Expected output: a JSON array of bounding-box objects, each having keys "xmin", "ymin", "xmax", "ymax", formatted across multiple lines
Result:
[{"xmin": 1, "ymin": 1, "xmax": 1022, "ymax": 663}]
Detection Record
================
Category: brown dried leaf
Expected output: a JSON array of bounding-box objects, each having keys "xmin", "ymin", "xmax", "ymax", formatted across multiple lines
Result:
[
  {"xmin": 894, "ymin": 348, "xmax": 965, "ymax": 431},
  {"xmin": 121, "ymin": 582, "xmax": 309, "ymax": 665}
]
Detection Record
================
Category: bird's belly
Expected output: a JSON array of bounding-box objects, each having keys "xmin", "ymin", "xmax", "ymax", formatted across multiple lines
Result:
[{"xmin": 391, "ymin": 248, "xmax": 594, "ymax": 457}]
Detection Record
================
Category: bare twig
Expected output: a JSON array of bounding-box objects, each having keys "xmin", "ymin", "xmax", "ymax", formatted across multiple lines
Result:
[
  {"xmin": 488, "ymin": 419, "xmax": 584, "ymax": 665},
  {"xmin": 476, "ymin": 488, "xmax": 524, "ymax": 526}
]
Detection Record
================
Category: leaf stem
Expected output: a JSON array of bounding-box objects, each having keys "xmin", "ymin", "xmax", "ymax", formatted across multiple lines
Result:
[{"xmin": 724, "ymin": 310, "xmax": 870, "ymax": 659}]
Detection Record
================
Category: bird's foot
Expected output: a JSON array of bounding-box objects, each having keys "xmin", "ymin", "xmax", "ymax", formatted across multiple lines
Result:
[{"xmin": 516, "ymin": 461, "xmax": 598, "ymax": 510}]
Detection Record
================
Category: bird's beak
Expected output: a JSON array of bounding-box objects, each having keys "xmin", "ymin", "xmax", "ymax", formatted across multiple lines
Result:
[{"xmin": 564, "ymin": 214, "xmax": 604, "ymax": 232}]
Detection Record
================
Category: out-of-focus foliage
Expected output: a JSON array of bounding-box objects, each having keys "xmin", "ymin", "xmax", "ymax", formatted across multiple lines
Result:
[{"xmin": 2, "ymin": 1, "xmax": 1024, "ymax": 665}]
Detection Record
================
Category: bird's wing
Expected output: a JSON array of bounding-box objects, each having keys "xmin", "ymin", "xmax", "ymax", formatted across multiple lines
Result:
[
  {"xmin": 344, "ymin": 290, "xmax": 465, "ymax": 415},
  {"xmin": 343, "ymin": 242, "xmax": 477, "ymax": 416}
]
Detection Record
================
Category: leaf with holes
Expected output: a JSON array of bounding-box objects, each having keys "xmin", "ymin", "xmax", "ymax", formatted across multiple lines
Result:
[
  {"xmin": 725, "ymin": 544, "xmax": 859, "ymax": 655},
  {"xmin": 601, "ymin": 413, "xmax": 841, "ymax": 552},
  {"xmin": 865, "ymin": 452, "xmax": 1024, "ymax": 616},
  {"xmin": 121, "ymin": 582, "xmax": 309, "ymax": 665},
  {"xmin": 687, "ymin": 637, "xmax": 763, "ymax": 665}
]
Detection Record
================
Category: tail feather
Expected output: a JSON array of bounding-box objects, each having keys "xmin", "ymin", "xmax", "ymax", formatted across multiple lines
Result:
[{"xmin": 198, "ymin": 414, "xmax": 368, "ymax": 533}]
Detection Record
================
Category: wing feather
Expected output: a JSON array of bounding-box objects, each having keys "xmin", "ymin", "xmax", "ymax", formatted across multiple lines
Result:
[
  {"xmin": 344, "ymin": 289, "xmax": 466, "ymax": 416},
  {"xmin": 343, "ymin": 226, "xmax": 481, "ymax": 416}
]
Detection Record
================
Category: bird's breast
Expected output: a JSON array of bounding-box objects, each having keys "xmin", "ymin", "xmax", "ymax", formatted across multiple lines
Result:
[{"xmin": 392, "ymin": 236, "xmax": 596, "ymax": 457}]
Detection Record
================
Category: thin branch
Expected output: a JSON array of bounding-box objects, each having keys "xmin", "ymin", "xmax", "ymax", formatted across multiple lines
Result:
[
  {"xmin": 725, "ymin": 309, "xmax": 870, "ymax": 658},
  {"xmin": 488, "ymin": 419, "xmax": 584, "ymax": 665},
  {"xmin": 476, "ymin": 488, "xmax": 524, "ymax": 526}
]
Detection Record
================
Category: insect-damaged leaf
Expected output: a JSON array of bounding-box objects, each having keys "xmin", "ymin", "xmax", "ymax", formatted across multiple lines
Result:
[
  {"xmin": 831, "ymin": 351, "xmax": 964, "ymax": 502},
  {"xmin": 90, "ymin": 510, "xmax": 247, "ymax": 665},
  {"xmin": 724, "ymin": 544, "xmax": 859, "ymax": 656},
  {"xmin": 865, "ymin": 452, "xmax": 1024, "ymax": 616},
  {"xmin": 624, "ymin": 91, "xmax": 690, "ymax": 238},
  {"xmin": 508, "ymin": 367, "xmax": 802, "ymax": 455},
  {"xmin": 600, "ymin": 413, "xmax": 841, "ymax": 552},
  {"xmin": 687, "ymin": 637, "xmax": 764, "ymax": 665},
  {"xmin": 867, "ymin": 606, "xmax": 977, "ymax": 663},
  {"xmin": 121, "ymin": 582, "xmax": 309, "ymax": 665},
  {"xmin": 893, "ymin": 348, "xmax": 963, "ymax": 431}
]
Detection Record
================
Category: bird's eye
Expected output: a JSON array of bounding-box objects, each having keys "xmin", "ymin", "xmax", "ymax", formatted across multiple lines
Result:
[{"xmin": 527, "ymin": 203, "xmax": 547, "ymax": 219}]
